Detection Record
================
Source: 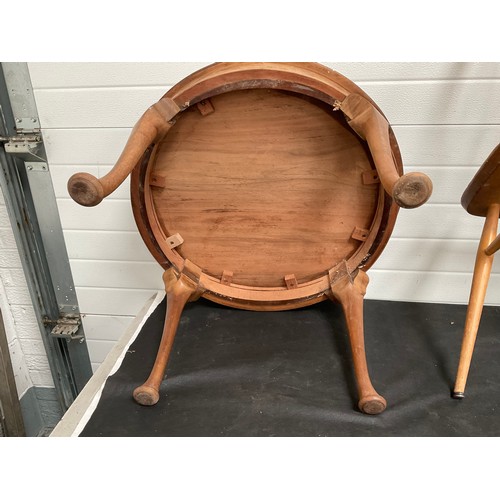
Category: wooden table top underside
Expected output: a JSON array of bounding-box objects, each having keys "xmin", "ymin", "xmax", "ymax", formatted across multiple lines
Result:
[{"xmin": 148, "ymin": 89, "xmax": 381, "ymax": 288}]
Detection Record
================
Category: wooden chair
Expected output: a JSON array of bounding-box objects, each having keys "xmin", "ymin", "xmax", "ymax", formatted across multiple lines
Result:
[
  {"xmin": 67, "ymin": 63, "xmax": 432, "ymax": 414},
  {"xmin": 453, "ymin": 143, "xmax": 500, "ymax": 398}
]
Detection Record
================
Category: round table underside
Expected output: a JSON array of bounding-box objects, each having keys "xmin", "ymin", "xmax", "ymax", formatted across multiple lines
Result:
[{"xmin": 146, "ymin": 88, "xmax": 381, "ymax": 290}]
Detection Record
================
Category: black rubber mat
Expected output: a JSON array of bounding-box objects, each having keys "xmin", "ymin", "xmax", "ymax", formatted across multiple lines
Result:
[{"xmin": 79, "ymin": 297, "xmax": 500, "ymax": 436}]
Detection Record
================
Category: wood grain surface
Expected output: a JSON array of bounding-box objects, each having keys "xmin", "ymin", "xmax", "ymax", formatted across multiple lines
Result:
[
  {"xmin": 150, "ymin": 89, "xmax": 379, "ymax": 287},
  {"xmin": 461, "ymin": 143, "xmax": 500, "ymax": 217}
]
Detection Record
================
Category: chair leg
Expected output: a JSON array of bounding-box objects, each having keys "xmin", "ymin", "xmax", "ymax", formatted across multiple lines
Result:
[
  {"xmin": 328, "ymin": 270, "xmax": 387, "ymax": 414},
  {"xmin": 133, "ymin": 267, "xmax": 199, "ymax": 406},
  {"xmin": 453, "ymin": 203, "xmax": 500, "ymax": 398}
]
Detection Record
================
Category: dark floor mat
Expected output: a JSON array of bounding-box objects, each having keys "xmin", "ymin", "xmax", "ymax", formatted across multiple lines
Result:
[{"xmin": 79, "ymin": 297, "xmax": 500, "ymax": 436}]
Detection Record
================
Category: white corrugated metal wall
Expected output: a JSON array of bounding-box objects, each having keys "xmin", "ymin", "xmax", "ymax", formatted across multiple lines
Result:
[{"xmin": 25, "ymin": 62, "xmax": 500, "ymax": 372}]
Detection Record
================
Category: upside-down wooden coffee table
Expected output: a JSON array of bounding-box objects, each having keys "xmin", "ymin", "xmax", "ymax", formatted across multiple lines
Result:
[{"xmin": 68, "ymin": 63, "xmax": 432, "ymax": 414}]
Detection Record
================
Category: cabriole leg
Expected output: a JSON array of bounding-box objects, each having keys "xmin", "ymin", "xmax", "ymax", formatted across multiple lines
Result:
[
  {"xmin": 133, "ymin": 267, "xmax": 199, "ymax": 406},
  {"xmin": 328, "ymin": 270, "xmax": 387, "ymax": 415}
]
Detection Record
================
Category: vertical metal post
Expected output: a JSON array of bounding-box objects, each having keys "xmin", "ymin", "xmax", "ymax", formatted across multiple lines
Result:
[
  {"xmin": 0, "ymin": 308, "xmax": 25, "ymax": 436},
  {"xmin": 0, "ymin": 63, "xmax": 92, "ymax": 412}
]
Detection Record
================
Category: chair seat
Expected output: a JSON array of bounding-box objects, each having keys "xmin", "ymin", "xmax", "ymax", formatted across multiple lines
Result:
[{"xmin": 461, "ymin": 143, "xmax": 500, "ymax": 216}]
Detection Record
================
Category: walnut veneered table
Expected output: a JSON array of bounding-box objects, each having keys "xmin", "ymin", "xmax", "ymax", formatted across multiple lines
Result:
[{"xmin": 68, "ymin": 63, "xmax": 432, "ymax": 415}]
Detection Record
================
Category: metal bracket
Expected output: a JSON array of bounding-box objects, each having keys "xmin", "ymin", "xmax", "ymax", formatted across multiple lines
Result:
[
  {"xmin": 13, "ymin": 117, "xmax": 40, "ymax": 134},
  {"xmin": 0, "ymin": 133, "xmax": 42, "ymax": 144},
  {"xmin": 1, "ymin": 133, "xmax": 44, "ymax": 161},
  {"xmin": 25, "ymin": 161, "xmax": 48, "ymax": 172},
  {"xmin": 45, "ymin": 317, "xmax": 83, "ymax": 341}
]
